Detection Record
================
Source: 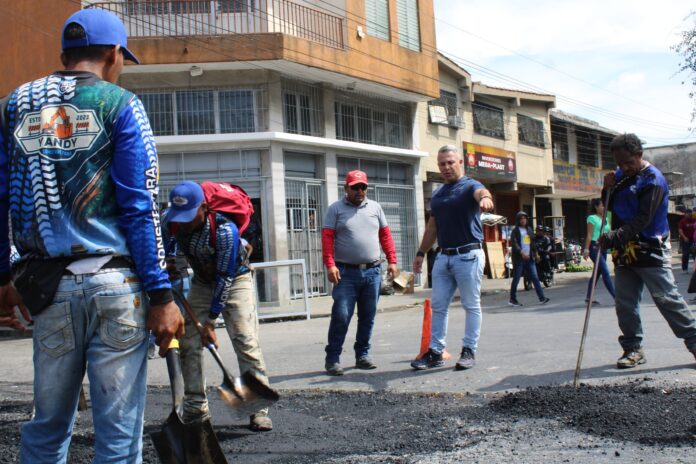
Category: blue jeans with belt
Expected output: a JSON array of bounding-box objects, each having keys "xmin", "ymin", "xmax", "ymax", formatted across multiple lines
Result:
[
  {"xmin": 325, "ymin": 264, "xmax": 381, "ymax": 364},
  {"xmin": 586, "ymin": 240, "xmax": 615, "ymax": 300},
  {"xmin": 430, "ymin": 249, "xmax": 485, "ymax": 353},
  {"xmin": 20, "ymin": 268, "xmax": 148, "ymax": 464}
]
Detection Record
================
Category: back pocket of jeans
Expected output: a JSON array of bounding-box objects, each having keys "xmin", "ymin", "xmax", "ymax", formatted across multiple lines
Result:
[
  {"xmin": 36, "ymin": 301, "xmax": 75, "ymax": 358},
  {"xmin": 95, "ymin": 293, "xmax": 146, "ymax": 350}
]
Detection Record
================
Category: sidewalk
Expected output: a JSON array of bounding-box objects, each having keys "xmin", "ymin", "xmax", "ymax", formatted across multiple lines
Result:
[{"xmin": 304, "ymin": 265, "xmax": 595, "ymax": 318}]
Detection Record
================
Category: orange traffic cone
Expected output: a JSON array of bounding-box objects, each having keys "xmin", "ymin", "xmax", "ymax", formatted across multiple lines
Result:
[{"xmin": 417, "ymin": 299, "xmax": 451, "ymax": 360}]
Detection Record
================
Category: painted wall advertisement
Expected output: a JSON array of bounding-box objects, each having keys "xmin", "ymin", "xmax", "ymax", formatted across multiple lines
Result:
[
  {"xmin": 463, "ymin": 142, "xmax": 516, "ymax": 180},
  {"xmin": 553, "ymin": 160, "xmax": 603, "ymax": 193}
]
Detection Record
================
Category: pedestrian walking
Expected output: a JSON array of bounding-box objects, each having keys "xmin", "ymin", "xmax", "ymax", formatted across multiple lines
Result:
[
  {"xmin": 165, "ymin": 180, "xmax": 274, "ymax": 431},
  {"xmin": 582, "ymin": 198, "xmax": 616, "ymax": 304},
  {"xmin": 411, "ymin": 145, "xmax": 494, "ymax": 370},
  {"xmin": 0, "ymin": 9, "xmax": 184, "ymax": 462},
  {"xmin": 678, "ymin": 208, "xmax": 696, "ymax": 273},
  {"xmin": 508, "ymin": 212, "xmax": 550, "ymax": 307},
  {"xmin": 322, "ymin": 170, "xmax": 397, "ymax": 376},
  {"xmin": 601, "ymin": 133, "xmax": 696, "ymax": 368}
]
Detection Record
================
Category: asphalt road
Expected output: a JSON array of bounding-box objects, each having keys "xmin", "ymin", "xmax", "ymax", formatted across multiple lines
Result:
[{"xmin": 1, "ymin": 262, "xmax": 696, "ymax": 462}]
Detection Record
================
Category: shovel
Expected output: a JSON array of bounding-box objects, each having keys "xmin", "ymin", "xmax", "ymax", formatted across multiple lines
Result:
[
  {"xmin": 175, "ymin": 291, "xmax": 280, "ymax": 418},
  {"xmin": 150, "ymin": 339, "xmax": 229, "ymax": 464}
]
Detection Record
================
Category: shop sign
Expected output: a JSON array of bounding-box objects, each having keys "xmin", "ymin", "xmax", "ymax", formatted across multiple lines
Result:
[{"xmin": 463, "ymin": 142, "xmax": 516, "ymax": 180}]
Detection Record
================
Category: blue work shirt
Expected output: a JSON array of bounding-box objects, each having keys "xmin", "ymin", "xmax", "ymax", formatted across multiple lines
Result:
[{"xmin": 431, "ymin": 176, "xmax": 485, "ymax": 248}]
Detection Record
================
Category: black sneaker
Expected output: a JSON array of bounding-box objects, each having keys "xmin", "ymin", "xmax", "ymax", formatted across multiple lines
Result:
[
  {"xmin": 355, "ymin": 357, "xmax": 377, "ymax": 370},
  {"xmin": 325, "ymin": 362, "xmax": 344, "ymax": 376},
  {"xmin": 539, "ymin": 297, "xmax": 550, "ymax": 305},
  {"xmin": 616, "ymin": 349, "xmax": 646, "ymax": 369},
  {"xmin": 455, "ymin": 347, "xmax": 476, "ymax": 370},
  {"xmin": 410, "ymin": 349, "xmax": 444, "ymax": 370},
  {"xmin": 508, "ymin": 299, "xmax": 523, "ymax": 307}
]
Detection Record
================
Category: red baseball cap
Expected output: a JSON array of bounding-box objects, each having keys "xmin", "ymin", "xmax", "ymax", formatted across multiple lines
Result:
[{"xmin": 345, "ymin": 170, "xmax": 368, "ymax": 186}]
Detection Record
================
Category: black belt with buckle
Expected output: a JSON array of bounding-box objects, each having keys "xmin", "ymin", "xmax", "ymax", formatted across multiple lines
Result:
[
  {"xmin": 336, "ymin": 260, "xmax": 382, "ymax": 270},
  {"xmin": 440, "ymin": 243, "xmax": 482, "ymax": 255}
]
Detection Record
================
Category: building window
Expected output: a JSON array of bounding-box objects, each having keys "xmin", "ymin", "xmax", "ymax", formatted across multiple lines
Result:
[
  {"xmin": 600, "ymin": 135, "xmax": 614, "ymax": 169},
  {"xmin": 219, "ymin": 90, "xmax": 256, "ymax": 133},
  {"xmin": 517, "ymin": 114, "xmax": 546, "ymax": 148},
  {"xmin": 551, "ymin": 120, "xmax": 569, "ymax": 161},
  {"xmin": 473, "ymin": 102, "xmax": 505, "ymax": 139},
  {"xmin": 334, "ymin": 94, "xmax": 410, "ymax": 148},
  {"xmin": 176, "ymin": 90, "xmax": 216, "ymax": 135},
  {"xmin": 576, "ymin": 129, "xmax": 598, "ymax": 167},
  {"xmin": 282, "ymin": 80, "xmax": 322, "ymax": 137},
  {"xmin": 365, "ymin": 0, "xmax": 389, "ymax": 40},
  {"xmin": 428, "ymin": 89, "xmax": 463, "ymax": 128},
  {"xmin": 139, "ymin": 93, "xmax": 174, "ymax": 136},
  {"xmin": 396, "ymin": 0, "xmax": 420, "ymax": 51},
  {"xmin": 219, "ymin": 0, "xmax": 252, "ymax": 13},
  {"xmin": 136, "ymin": 87, "xmax": 264, "ymax": 136}
]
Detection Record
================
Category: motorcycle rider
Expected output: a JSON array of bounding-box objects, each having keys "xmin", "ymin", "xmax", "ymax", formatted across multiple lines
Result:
[{"xmin": 533, "ymin": 224, "xmax": 553, "ymax": 285}]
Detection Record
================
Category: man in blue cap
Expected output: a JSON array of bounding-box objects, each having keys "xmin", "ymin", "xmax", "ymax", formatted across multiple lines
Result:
[
  {"xmin": 166, "ymin": 181, "xmax": 274, "ymax": 432},
  {"xmin": 0, "ymin": 8, "xmax": 184, "ymax": 462}
]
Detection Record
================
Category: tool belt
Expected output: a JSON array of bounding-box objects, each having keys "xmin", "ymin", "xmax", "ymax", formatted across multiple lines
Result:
[
  {"xmin": 336, "ymin": 259, "xmax": 383, "ymax": 270},
  {"xmin": 440, "ymin": 243, "xmax": 482, "ymax": 255}
]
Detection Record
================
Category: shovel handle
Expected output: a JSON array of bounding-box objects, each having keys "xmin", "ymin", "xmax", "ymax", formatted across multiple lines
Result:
[{"xmin": 165, "ymin": 339, "xmax": 185, "ymax": 418}]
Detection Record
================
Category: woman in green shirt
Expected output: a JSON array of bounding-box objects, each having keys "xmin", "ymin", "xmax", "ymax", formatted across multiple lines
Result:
[{"xmin": 583, "ymin": 198, "xmax": 616, "ymax": 304}]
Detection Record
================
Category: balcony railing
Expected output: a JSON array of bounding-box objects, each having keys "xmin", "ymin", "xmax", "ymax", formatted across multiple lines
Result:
[{"xmin": 92, "ymin": 0, "xmax": 345, "ymax": 49}]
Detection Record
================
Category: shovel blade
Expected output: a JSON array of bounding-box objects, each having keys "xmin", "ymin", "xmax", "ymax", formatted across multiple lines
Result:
[
  {"xmin": 183, "ymin": 419, "xmax": 229, "ymax": 464},
  {"xmin": 151, "ymin": 412, "xmax": 186, "ymax": 464},
  {"xmin": 217, "ymin": 371, "xmax": 279, "ymax": 418}
]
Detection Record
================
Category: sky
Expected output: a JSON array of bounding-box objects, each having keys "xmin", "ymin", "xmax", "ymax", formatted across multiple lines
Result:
[{"xmin": 433, "ymin": 0, "xmax": 696, "ymax": 147}]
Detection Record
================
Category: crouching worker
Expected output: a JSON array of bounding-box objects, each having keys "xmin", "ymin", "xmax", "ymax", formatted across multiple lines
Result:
[{"xmin": 166, "ymin": 180, "xmax": 273, "ymax": 431}]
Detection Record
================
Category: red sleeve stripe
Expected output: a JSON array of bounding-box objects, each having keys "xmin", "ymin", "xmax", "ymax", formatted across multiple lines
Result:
[
  {"xmin": 379, "ymin": 226, "xmax": 397, "ymax": 264},
  {"xmin": 322, "ymin": 227, "xmax": 336, "ymax": 268}
]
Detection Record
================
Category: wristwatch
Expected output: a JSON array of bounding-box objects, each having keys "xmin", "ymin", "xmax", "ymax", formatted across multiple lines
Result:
[{"xmin": 416, "ymin": 250, "xmax": 426, "ymax": 258}]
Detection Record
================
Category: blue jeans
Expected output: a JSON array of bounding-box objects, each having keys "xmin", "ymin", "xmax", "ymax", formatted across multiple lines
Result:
[
  {"xmin": 325, "ymin": 265, "xmax": 381, "ymax": 363},
  {"xmin": 430, "ymin": 249, "xmax": 484, "ymax": 353},
  {"xmin": 20, "ymin": 268, "xmax": 148, "ymax": 464},
  {"xmin": 586, "ymin": 241, "xmax": 615, "ymax": 300},
  {"xmin": 510, "ymin": 258, "xmax": 545, "ymax": 301},
  {"xmin": 615, "ymin": 263, "xmax": 696, "ymax": 351}
]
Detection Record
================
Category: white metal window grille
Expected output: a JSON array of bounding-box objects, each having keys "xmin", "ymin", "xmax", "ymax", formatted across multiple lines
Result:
[
  {"xmin": 336, "ymin": 157, "xmax": 417, "ymax": 274},
  {"xmin": 219, "ymin": 0, "xmax": 253, "ymax": 13},
  {"xmin": 281, "ymin": 80, "xmax": 323, "ymax": 136},
  {"xmin": 517, "ymin": 114, "xmax": 546, "ymax": 148},
  {"xmin": 396, "ymin": 0, "xmax": 420, "ymax": 51},
  {"xmin": 176, "ymin": 90, "xmax": 216, "ymax": 135},
  {"xmin": 139, "ymin": 92, "xmax": 174, "ymax": 135},
  {"xmin": 473, "ymin": 102, "xmax": 505, "ymax": 139},
  {"xmin": 365, "ymin": 0, "xmax": 389, "ymax": 40},
  {"xmin": 334, "ymin": 95, "xmax": 410, "ymax": 148},
  {"xmin": 136, "ymin": 87, "xmax": 265, "ymax": 136},
  {"xmin": 576, "ymin": 129, "xmax": 599, "ymax": 167},
  {"xmin": 219, "ymin": 90, "xmax": 256, "ymax": 133}
]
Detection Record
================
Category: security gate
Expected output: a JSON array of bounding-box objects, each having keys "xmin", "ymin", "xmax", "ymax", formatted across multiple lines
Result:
[{"xmin": 285, "ymin": 178, "xmax": 327, "ymax": 297}]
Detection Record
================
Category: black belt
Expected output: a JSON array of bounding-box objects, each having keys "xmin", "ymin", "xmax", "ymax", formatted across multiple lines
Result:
[
  {"xmin": 336, "ymin": 260, "xmax": 382, "ymax": 270},
  {"xmin": 440, "ymin": 243, "xmax": 482, "ymax": 255}
]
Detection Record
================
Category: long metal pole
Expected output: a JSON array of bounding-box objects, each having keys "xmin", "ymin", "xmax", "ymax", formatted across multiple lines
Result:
[{"xmin": 574, "ymin": 187, "xmax": 613, "ymax": 387}]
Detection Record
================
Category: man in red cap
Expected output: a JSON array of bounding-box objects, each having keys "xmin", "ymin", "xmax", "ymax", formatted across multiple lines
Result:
[{"xmin": 321, "ymin": 170, "xmax": 397, "ymax": 375}]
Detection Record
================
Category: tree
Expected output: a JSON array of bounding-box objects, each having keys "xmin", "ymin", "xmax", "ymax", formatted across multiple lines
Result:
[{"xmin": 674, "ymin": 12, "xmax": 696, "ymax": 127}]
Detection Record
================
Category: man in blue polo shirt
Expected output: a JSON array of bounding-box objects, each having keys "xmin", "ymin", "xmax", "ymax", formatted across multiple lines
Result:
[{"xmin": 412, "ymin": 145, "xmax": 494, "ymax": 371}]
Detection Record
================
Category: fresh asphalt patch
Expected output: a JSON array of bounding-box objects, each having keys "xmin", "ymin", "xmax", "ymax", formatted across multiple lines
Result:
[{"xmin": 0, "ymin": 380, "xmax": 694, "ymax": 463}]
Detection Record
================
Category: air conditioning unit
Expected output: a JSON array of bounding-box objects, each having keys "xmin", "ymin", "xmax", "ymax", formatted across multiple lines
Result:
[{"xmin": 447, "ymin": 114, "xmax": 464, "ymax": 128}]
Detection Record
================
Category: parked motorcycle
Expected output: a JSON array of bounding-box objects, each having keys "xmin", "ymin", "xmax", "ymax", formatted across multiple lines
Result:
[{"xmin": 523, "ymin": 256, "xmax": 555, "ymax": 290}]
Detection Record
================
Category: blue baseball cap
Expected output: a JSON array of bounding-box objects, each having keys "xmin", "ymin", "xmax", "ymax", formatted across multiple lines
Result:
[
  {"xmin": 62, "ymin": 9, "xmax": 140, "ymax": 64},
  {"xmin": 168, "ymin": 181, "xmax": 205, "ymax": 223}
]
